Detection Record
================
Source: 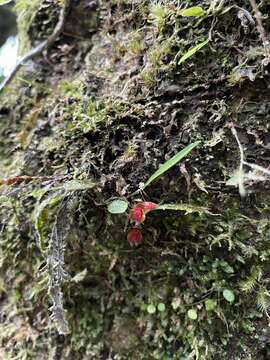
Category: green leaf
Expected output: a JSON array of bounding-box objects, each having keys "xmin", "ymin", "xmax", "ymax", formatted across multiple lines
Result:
[
  {"xmin": 178, "ymin": 40, "xmax": 209, "ymax": 65},
  {"xmin": 187, "ymin": 309, "xmax": 197, "ymax": 320},
  {"xmin": 179, "ymin": 6, "xmax": 205, "ymax": 17},
  {"xmin": 147, "ymin": 304, "xmax": 156, "ymax": 314},
  {"xmin": 0, "ymin": 0, "xmax": 13, "ymax": 5},
  {"xmin": 220, "ymin": 261, "xmax": 234, "ymax": 274},
  {"xmin": 155, "ymin": 203, "xmax": 210, "ymax": 215},
  {"xmin": 205, "ymin": 299, "xmax": 216, "ymax": 311},
  {"xmin": 226, "ymin": 171, "xmax": 240, "ymax": 186},
  {"xmin": 34, "ymin": 191, "xmax": 64, "ymax": 253},
  {"xmin": 33, "ymin": 180, "xmax": 95, "ymax": 252},
  {"xmin": 222, "ymin": 289, "xmax": 235, "ymax": 303},
  {"xmin": 107, "ymin": 199, "xmax": 128, "ymax": 214},
  {"xmin": 143, "ymin": 141, "xmax": 200, "ymax": 188},
  {"xmin": 257, "ymin": 286, "xmax": 270, "ymax": 313},
  {"xmin": 157, "ymin": 303, "xmax": 166, "ymax": 312},
  {"xmin": 71, "ymin": 269, "xmax": 88, "ymax": 283},
  {"xmin": 63, "ymin": 179, "xmax": 95, "ymax": 191},
  {"xmin": 31, "ymin": 188, "xmax": 50, "ymax": 199},
  {"xmin": 35, "ymin": 207, "xmax": 48, "ymax": 253}
]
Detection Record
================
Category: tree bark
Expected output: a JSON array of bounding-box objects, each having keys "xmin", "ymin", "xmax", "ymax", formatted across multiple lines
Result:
[{"xmin": 1, "ymin": 1, "xmax": 270, "ymax": 359}]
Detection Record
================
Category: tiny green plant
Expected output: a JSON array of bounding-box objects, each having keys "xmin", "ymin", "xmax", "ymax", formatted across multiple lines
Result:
[
  {"xmin": 107, "ymin": 199, "xmax": 128, "ymax": 214},
  {"xmin": 33, "ymin": 178, "xmax": 96, "ymax": 334},
  {"xmin": 222, "ymin": 289, "xmax": 235, "ymax": 303},
  {"xmin": 143, "ymin": 141, "xmax": 200, "ymax": 189},
  {"xmin": 178, "ymin": 6, "xmax": 206, "ymax": 17},
  {"xmin": 187, "ymin": 309, "xmax": 198, "ymax": 320},
  {"xmin": 107, "ymin": 141, "xmax": 201, "ymax": 245},
  {"xmin": 178, "ymin": 40, "xmax": 209, "ymax": 65}
]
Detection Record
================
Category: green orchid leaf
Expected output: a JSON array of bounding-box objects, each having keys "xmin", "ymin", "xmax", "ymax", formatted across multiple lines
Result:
[
  {"xmin": 107, "ymin": 199, "xmax": 128, "ymax": 214},
  {"xmin": 143, "ymin": 141, "xmax": 200, "ymax": 188},
  {"xmin": 179, "ymin": 6, "xmax": 205, "ymax": 17},
  {"xmin": 178, "ymin": 40, "xmax": 209, "ymax": 65}
]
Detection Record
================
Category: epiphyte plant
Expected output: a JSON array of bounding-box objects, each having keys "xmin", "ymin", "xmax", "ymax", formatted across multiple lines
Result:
[{"xmin": 107, "ymin": 141, "xmax": 202, "ymax": 245}]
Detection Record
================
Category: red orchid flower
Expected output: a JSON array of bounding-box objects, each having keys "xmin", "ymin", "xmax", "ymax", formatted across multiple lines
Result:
[
  {"xmin": 129, "ymin": 202, "xmax": 157, "ymax": 225},
  {"xmin": 127, "ymin": 228, "xmax": 143, "ymax": 245},
  {"xmin": 137, "ymin": 202, "xmax": 157, "ymax": 212},
  {"xmin": 129, "ymin": 206, "xmax": 145, "ymax": 224}
]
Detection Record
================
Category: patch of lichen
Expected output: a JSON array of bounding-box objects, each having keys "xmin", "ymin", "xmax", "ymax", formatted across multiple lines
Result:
[{"xmin": 2, "ymin": 0, "xmax": 270, "ymax": 359}]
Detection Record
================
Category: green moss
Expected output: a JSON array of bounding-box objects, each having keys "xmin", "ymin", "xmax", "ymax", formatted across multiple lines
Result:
[
  {"xmin": 58, "ymin": 78, "xmax": 84, "ymax": 100},
  {"xmin": 140, "ymin": 68, "xmax": 157, "ymax": 88},
  {"xmin": 147, "ymin": 37, "xmax": 173, "ymax": 67},
  {"xmin": 149, "ymin": 4, "xmax": 170, "ymax": 32},
  {"xmin": 14, "ymin": 0, "xmax": 40, "ymax": 53},
  {"xmin": 56, "ymin": 92, "xmax": 129, "ymax": 135},
  {"xmin": 127, "ymin": 36, "xmax": 145, "ymax": 56}
]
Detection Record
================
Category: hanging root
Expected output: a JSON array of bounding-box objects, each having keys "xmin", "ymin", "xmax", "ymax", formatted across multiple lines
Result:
[
  {"xmin": 230, "ymin": 124, "xmax": 270, "ymax": 196},
  {"xmin": 230, "ymin": 125, "xmax": 246, "ymax": 197}
]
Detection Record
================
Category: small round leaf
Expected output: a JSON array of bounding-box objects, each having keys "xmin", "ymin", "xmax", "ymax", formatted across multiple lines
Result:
[
  {"xmin": 157, "ymin": 303, "xmax": 166, "ymax": 312},
  {"xmin": 107, "ymin": 199, "xmax": 128, "ymax": 214},
  {"xmin": 223, "ymin": 289, "xmax": 235, "ymax": 303},
  {"xmin": 147, "ymin": 304, "xmax": 156, "ymax": 314},
  {"xmin": 187, "ymin": 309, "xmax": 197, "ymax": 320}
]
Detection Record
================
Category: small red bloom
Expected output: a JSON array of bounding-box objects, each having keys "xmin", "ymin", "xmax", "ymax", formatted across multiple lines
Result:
[
  {"xmin": 127, "ymin": 228, "xmax": 142, "ymax": 245},
  {"xmin": 130, "ymin": 206, "xmax": 145, "ymax": 224},
  {"xmin": 129, "ymin": 202, "xmax": 157, "ymax": 225},
  {"xmin": 137, "ymin": 202, "xmax": 157, "ymax": 212}
]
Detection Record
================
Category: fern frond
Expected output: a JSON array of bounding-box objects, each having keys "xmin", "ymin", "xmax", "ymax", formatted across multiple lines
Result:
[
  {"xmin": 201, "ymin": 272, "xmax": 218, "ymax": 283},
  {"xmin": 251, "ymin": 265, "xmax": 263, "ymax": 282},
  {"xmin": 257, "ymin": 286, "xmax": 270, "ymax": 315},
  {"xmin": 239, "ymin": 277, "xmax": 257, "ymax": 293},
  {"xmin": 47, "ymin": 195, "xmax": 77, "ymax": 334}
]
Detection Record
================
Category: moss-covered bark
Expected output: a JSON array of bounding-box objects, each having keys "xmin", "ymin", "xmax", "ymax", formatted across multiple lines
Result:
[{"xmin": 1, "ymin": 0, "xmax": 270, "ymax": 359}]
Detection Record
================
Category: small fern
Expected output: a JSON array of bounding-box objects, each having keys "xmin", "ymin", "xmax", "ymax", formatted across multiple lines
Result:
[
  {"xmin": 32, "ymin": 179, "xmax": 95, "ymax": 333},
  {"xmin": 251, "ymin": 265, "xmax": 262, "ymax": 281},
  {"xmin": 47, "ymin": 195, "xmax": 76, "ymax": 334},
  {"xmin": 239, "ymin": 265, "xmax": 262, "ymax": 293},
  {"xmin": 256, "ymin": 286, "xmax": 270, "ymax": 316},
  {"xmin": 239, "ymin": 277, "xmax": 257, "ymax": 293}
]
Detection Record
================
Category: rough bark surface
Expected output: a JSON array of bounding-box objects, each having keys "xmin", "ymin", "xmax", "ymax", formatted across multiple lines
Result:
[{"xmin": 1, "ymin": 1, "xmax": 270, "ymax": 359}]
